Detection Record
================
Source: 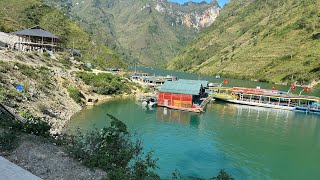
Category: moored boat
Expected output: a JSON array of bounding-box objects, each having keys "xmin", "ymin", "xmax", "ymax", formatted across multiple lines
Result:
[
  {"xmin": 142, "ymin": 97, "xmax": 158, "ymax": 107},
  {"xmin": 209, "ymin": 87, "xmax": 320, "ymax": 113},
  {"xmin": 295, "ymin": 101, "xmax": 320, "ymax": 114}
]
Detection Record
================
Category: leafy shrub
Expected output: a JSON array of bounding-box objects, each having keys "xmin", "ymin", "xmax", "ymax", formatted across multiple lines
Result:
[
  {"xmin": 64, "ymin": 114, "xmax": 159, "ymax": 179},
  {"xmin": 57, "ymin": 53, "xmax": 72, "ymax": 68},
  {"xmin": 0, "ymin": 111, "xmax": 51, "ymax": 137},
  {"xmin": 43, "ymin": 52, "xmax": 50, "ymax": 57},
  {"xmin": 76, "ymin": 72, "xmax": 131, "ymax": 95},
  {"xmin": 0, "ymin": 131, "xmax": 18, "ymax": 151},
  {"xmin": 143, "ymin": 86, "xmax": 152, "ymax": 93},
  {"xmin": 17, "ymin": 111, "xmax": 51, "ymax": 137},
  {"xmin": 0, "ymin": 24, "xmax": 14, "ymax": 32},
  {"xmin": 67, "ymin": 86, "xmax": 84, "ymax": 105},
  {"xmin": 0, "ymin": 61, "xmax": 11, "ymax": 73},
  {"xmin": 24, "ymin": 4, "xmax": 52, "ymax": 25}
]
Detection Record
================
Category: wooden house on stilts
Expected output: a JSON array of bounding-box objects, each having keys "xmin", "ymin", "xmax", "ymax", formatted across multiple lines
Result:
[
  {"xmin": 158, "ymin": 79, "xmax": 209, "ymax": 113},
  {"xmin": 12, "ymin": 25, "xmax": 60, "ymax": 52}
]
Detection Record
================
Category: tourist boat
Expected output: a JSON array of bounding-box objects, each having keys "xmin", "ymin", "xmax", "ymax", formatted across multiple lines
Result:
[
  {"xmin": 209, "ymin": 87, "xmax": 320, "ymax": 113},
  {"xmin": 296, "ymin": 105, "xmax": 320, "ymax": 114},
  {"xmin": 295, "ymin": 99, "xmax": 320, "ymax": 114}
]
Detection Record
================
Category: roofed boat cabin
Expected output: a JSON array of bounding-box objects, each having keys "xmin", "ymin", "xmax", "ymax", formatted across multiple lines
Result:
[
  {"xmin": 158, "ymin": 79, "xmax": 208, "ymax": 112},
  {"xmin": 12, "ymin": 25, "xmax": 60, "ymax": 52}
]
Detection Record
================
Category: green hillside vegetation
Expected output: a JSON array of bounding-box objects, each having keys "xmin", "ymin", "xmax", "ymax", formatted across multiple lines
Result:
[
  {"xmin": 0, "ymin": 0, "xmax": 127, "ymax": 69},
  {"xmin": 45, "ymin": 0, "xmax": 218, "ymax": 66},
  {"xmin": 168, "ymin": 0, "xmax": 320, "ymax": 85},
  {"xmin": 76, "ymin": 72, "xmax": 133, "ymax": 95}
]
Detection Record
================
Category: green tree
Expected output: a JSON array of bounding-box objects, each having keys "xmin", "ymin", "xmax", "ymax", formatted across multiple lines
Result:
[{"xmin": 65, "ymin": 114, "xmax": 160, "ymax": 180}]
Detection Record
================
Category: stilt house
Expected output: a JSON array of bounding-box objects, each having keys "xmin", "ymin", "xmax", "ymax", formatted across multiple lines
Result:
[
  {"xmin": 12, "ymin": 25, "xmax": 60, "ymax": 52},
  {"xmin": 158, "ymin": 79, "xmax": 208, "ymax": 111}
]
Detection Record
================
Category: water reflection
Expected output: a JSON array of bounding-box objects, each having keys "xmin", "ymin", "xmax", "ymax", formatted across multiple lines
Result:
[
  {"xmin": 207, "ymin": 102, "xmax": 237, "ymax": 116},
  {"xmin": 142, "ymin": 106, "xmax": 157, "ymax": 114},
  {"xmin": 68, "ymin": 99, "xmax": 320, "ymax": 179},
  {"xmin": 203, "ymin": 102, "xmax": 320, "ymax": 179},
  {"xmin": 156, "ymin": 107, "xmax": 200, "ymax": 127}
]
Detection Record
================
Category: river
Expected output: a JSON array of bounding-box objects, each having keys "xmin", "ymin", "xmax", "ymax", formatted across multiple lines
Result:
[
  {"xmin": 131, "ymin": 67, "xmax": 320, "ymax": 97},
  {"xmin": 67, "ymin": 69, "xmax": 320, "ymax": 179}
]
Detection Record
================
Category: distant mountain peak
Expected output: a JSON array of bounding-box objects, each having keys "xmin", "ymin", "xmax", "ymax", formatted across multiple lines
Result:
[{"xmin": 154, "ymin": 0, "xmax": 220, "ymax": 29}]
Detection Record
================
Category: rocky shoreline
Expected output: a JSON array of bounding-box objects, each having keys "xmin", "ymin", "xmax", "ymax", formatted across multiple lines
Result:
[
  {"xmin": 0, "ymin": 50, "xmax": 149, "ymax": 134},
  {"xmin": 0, "ymin": 50, "xmax": 153, "ymax": 179}
]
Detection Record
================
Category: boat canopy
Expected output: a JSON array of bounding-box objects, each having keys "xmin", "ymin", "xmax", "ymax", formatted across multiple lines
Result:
[{"xmin": 236, "ymin": 91, "xmax": 320, "ymax": 102}]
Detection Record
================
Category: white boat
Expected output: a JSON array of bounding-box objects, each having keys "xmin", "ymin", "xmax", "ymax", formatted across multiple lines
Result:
[
  {"xmin": 226, "ymin": 99, "xmax": 296, "ymax": 111},
  {"xmin": 148, "ymin": 101, "xmax": 157, "ymax": 107},
  {"xmin": 210, "ymin": 87, "xmax": 319, "ymax": 113},
  {"xmin": 142, "ymin": 97, "xmax": 157, "ymax": 107}
]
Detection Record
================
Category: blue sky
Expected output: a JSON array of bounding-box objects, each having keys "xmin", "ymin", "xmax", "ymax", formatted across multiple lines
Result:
[{"xmin": 168, "ymin": 0, "xmax": 229, "ymax": 7}]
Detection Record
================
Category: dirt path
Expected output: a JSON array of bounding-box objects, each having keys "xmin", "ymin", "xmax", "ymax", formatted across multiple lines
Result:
[{"xmin": 2, "ymin": 134, "xmax": 106, "ymax": 180}]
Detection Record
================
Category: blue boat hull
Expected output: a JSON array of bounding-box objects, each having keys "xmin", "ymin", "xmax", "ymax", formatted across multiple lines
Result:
[{"xmin": 295, "ymin": 106, "xmax": 320, "ymax": 114}]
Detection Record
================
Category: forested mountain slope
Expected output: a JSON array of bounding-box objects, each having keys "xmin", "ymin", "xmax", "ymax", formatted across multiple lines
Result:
[
  {"xmin": 0, "ymin": 0, "xmax": 127, "ymax": 69},
  {"xmin": 168, "ymin": 0, "xmax": 320, "ymax": 84},
  {"xmin": 45, "ymin": 0, "xmax": 220, "ymax": 66}
]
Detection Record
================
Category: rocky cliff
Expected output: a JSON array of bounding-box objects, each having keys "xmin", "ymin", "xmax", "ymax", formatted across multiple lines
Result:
[{"xmin": 153, "ymin": 0, "xmax": 220, "ymax": 30}]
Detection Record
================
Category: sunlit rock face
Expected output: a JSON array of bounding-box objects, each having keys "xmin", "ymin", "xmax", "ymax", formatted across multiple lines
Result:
[{"xmin": 153, "ymin": 0, "xmax": 220, "ymax": 30}]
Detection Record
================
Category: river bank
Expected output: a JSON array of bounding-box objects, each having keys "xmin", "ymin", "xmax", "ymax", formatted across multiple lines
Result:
[
  {"xmin": 0, "ymin": 132, "xmax": 107, "ymax": 179},
  {"xmin": 0, "ymin": 50, "xmax": 153, "ymax": 179},
  {"xmin": 0, "ymin": 50, "xmax": 147, "ymax": 134},
  {"xmin": 68, "ymin": 98, "xmax": 320, "ymax": 179}
]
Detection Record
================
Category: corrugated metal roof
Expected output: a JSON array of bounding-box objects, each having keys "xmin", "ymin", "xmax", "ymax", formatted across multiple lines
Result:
[
  {"xmin": 159, "ymin": 79, "xmax": 208, "ymax": 95},
  {"xmin": 13, "ymin": 26, "xmax": 58, "ymax": 39}
]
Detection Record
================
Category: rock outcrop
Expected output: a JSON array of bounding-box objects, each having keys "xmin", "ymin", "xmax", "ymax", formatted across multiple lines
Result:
[{"xmin": 153, "ymin": 0, "xmax": 220, "ymax": 30}]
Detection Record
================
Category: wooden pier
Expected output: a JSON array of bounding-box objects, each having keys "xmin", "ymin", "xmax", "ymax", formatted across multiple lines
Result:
[{"xmin": 199, "ymin": 97, "xmax": 212, "ymax": 111}]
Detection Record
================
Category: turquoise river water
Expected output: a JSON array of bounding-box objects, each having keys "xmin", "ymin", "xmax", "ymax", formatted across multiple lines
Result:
[{"xmin": 67, "ymin": 69, "xmax": 320, "ymax": 179}]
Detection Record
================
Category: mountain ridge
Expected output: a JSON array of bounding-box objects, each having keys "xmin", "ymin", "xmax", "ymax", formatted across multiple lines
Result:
[
  {"xmin": 45, "ymin": 0, "xmax": 220, "ymax": 66},
  {"xmin": 168, "ymin": 0, "xmax": 320, "ymax": 85},
  {"xmin": 0, "ymin": 0, "xmax": 127, "ymax": 69}
]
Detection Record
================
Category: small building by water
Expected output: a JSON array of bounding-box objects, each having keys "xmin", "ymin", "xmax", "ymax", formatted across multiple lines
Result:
[{"xmin": 158, "ymin": 79, "xmax": 208, "ymax": 112}]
